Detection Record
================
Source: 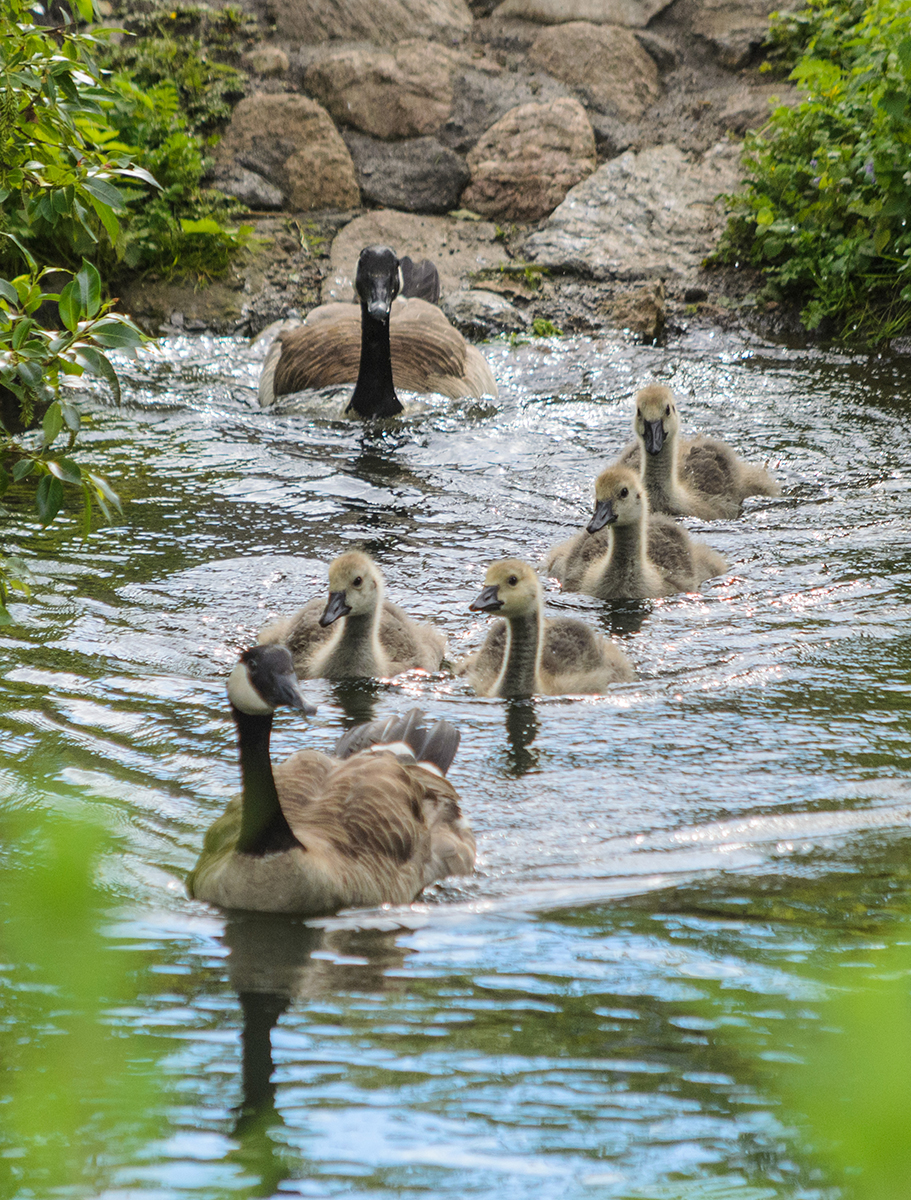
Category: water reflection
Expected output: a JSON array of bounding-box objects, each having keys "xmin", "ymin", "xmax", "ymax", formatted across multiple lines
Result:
[
  {"xmin": 329, "ymin": 676, "xmax": 381, "ymax": 727},
  {"xmin": 503, "ymin": 698, "xmax": 540, "ymax": 776},
  {"xmin": 597, "ymin": 598, "xmax": 653, "ymax": 639}
]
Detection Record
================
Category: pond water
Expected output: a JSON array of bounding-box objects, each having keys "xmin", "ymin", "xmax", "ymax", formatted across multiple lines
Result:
[{"xmin": 2, "ymin": 324, "xmax": 911, "ymax": 1198}]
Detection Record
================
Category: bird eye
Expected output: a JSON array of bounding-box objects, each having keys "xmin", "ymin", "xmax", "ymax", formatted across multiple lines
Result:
[
  {"xmin": 665, "ymin": 405, "xmax": 671, "ymax": 415},
  {"xmin": 636, "ymin": 409, "xmax": 642, "ymax": 419},
  {"xmin": 508, "ymin": 575, "xmax": 518, "ymax": 586},
  {"xmin": 619, "ymin": 487, "xmax": 628, "ymax": 498},
  {"xmin": 353, "ymin": 576, "xmax": 363, "ymax": 587}
]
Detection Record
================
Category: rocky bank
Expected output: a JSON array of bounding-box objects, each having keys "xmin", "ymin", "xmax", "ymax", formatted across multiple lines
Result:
[{"xmin": 118, "ymin": 0, "xmax": 799, "ymax": 343}]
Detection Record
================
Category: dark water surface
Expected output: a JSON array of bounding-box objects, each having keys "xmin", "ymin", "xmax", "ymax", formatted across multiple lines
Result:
[{"xmin": 2, "ymin": 326, "xmax": 911, "ymax": 1197}]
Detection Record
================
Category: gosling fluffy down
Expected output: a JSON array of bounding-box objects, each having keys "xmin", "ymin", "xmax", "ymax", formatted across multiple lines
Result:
[
  {"xmin": 187, "ymin": 645, "xmax": 475, "ymax": 916},
  {"xmin": 456, "ymin": 558, "xmax": 634, "ymax": 698},
  {"xmin": 258, "ymin": 245, "xmax": 497, "ymax": 418},
  {"xmin": 258, "ymin": 551, "xmax": 446, "ymax": 680},
  {"xmin": 546, "ymin": 466, "xmax": 727, "ymax": 600},
  {"xmin": 618, "ymin": 384, "xmax": 780, "ymax": 519}
]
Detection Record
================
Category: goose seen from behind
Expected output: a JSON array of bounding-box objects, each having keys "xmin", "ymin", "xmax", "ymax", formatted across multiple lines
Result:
[
  {"xmin": 258, "ymin": 245, "xmax": 498, "ymax": 418},
  {"xmin": 546, "ymin": 466, "xmax": 727, "ymax": 600},
  {"xmin": 187, "ymin": 644, "xmax": 476, "ymax": 915},
  {"xmin": 619, "ymin": 384, "xmax": 780, "ymax": 519},
  {"xmin": 258, "ymin": 550, "xmax": 446, "ymax": 680},
  {"xmin": 456, "ymin": 558, "xmax": 634, "ymax": 698}
]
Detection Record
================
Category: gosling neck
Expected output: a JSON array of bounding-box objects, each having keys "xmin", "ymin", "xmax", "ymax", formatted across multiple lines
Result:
[
  {"xmin": 233, "ymin": 707, "xmax": 297, "ymax": 855},
  {"xmin": 495, "ymin": 606, "xmax": 543, "ymax": 698},
  {"xmin": 323, "ymin": 607, "xmax": 385, "ymax": 678},
  {"xmin": 346, "ymin": 306, "xmax": 403, "ymax": 419},
  {"xmin": 640, "ymin": 429, "xmax": 681, "ymax": 511},
  {"xmin": 595, "ymin": 517, "xmax": 650, "ymax": 595}
]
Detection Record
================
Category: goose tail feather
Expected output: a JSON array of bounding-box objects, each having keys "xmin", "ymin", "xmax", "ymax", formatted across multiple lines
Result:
[{"xmin": 334, "ymin": 708, "xmax": 460, "ymax": 776}]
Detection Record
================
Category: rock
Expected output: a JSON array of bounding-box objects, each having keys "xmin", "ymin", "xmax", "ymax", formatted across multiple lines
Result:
[
  {"xmin": 442, "ymin": 288, "xmax": 528, "ymax": 335},
  {"xmin": 491, "ymin": 0, "xmax": 673, "ymax": 26},
  {"xmin": 273, "ymin": 0, "xmax": 473, "ymax": 46},
  {"xmin": 304, "ymin": 41, "xmax": 461, "ymax": 140},
  {"xmin": 528, "ymin": 22, "xmax": 660, "ymax": 121},
  {"xmin": 240, "ymin": 46, "xmax": 290, "ymax": 76},
  {"xmin": 525, "ymin": 140, "xmax": 743, "ymax": 281},
  {"xmin": 217, "ymin": 94, "xmax": 359, "ymax": 211},
  {"xmin": 633, "ymin": 30, "xmax": 679, "ymax": 72},
  {"xmin": 344, "ymin": 132, "xmax": 470, "ymax": 213},
  {"xmin": 206, "ymin": 164, "xmax": 285, "ymax": 210},
  {"xmin": 322, "ymin": 210, "xmax": 510, "ymax": 302},
  {"xmin": 439, "ymin": 64, "xmax": 574, "ymax": 154},
  {"xmin": 719, "ymin": 84, "xmax": 799, "ymax": 133},
  {"xmin": 690, "ymin": 0, "xmax": 791, "ymax": 69},
  {"xmin": 462, "ymin": 98, "xmax": 596, "ymax": 222},
  {"xmin": 603, "ymin": 280, "xmax": 665, "ymax": 339}
]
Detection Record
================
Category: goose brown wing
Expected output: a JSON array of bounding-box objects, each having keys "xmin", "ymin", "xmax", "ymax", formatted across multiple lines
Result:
[
  {"xmin": 272, "ymin": 312, "xmax": 363, "ymax": 395},
  {"xmin": 541, "ymin": 617, "xmax": 604, "ymax": 674},
  {"xmin": 379, "ymin": 600, "xmax": 445, "ymax": 670},
  {"xmin": 390, "ymin": 301, "xmax": 496, "ymax": 398},
  {"xmin": 680, "ymin": 437, "xmax": 738, "ymax": 498},
  {"xmin": 646, "ymin": 513, "xmax": 695, "ymax": 589}
]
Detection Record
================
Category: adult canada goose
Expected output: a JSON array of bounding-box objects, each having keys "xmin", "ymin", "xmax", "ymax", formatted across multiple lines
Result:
[
  {"xmin": 456, "ymin": 558, "xmax": 634, "ymax": 698},
  {"xmin": 187, "ymin": 644, "xmax": 475, "ymax": 915},
  {"xmin": 258, "ymin": 551, "xmax": 446, "ymax": 680},
  {"xmin": 618, "ymin": 384, "xmax": 780, "ymax": 519},
  {"xmin": 547, "ymin": 466, "xmax": 727, "ymax": 600},
  {"xmin": 257, "ymin": 245, "xmax": 498, "ymax": 418}
]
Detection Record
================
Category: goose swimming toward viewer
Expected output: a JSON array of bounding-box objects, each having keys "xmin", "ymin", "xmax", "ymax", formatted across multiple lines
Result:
[
  {"xmin": 456, "ymin": 558, "xmax": 634, "ymax": 698},
  {"xmin": 547, "ymin": 466, "xmax": 727, "ymax": 600},
  {"xmin": 618, "ymin": 384, "xmax": 780, "ymax": 519},
  {"xmin": 258, "ymin": 550, "xmax": 446, "ymax": 680},
  {"xmin": 187, "ymin": 644, "xmax": 475, "ymax": 915},
  {"xmin": 258, "ymin": 245, "xmax": 498, "ymax": 418}
]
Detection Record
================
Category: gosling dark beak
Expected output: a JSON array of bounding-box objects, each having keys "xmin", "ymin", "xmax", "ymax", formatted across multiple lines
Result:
[
  {"xmin": 469, "ymin": 584, "xmax": 503, "ymax": 613},
  {"xmin": 587, "ymin": 498, "xmax": 617, "ymax": 533},
  {"xmin": 320, "ymin": 591, "xmax": 351, "ymax": 627},
  {"xmin": 643, "ymin": 419, "xmax": 665, "ymax": 455}
]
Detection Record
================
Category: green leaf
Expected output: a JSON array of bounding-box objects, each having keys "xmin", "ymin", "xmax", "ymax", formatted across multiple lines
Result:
[
  {"xmin": 12, "ymin": 459, "xmax": 35, "ymax": 482},
  {"xmin": 87, "ymin": 472, "xmax": 122, "ymax": 515},
  {"xmin": 35, "ymin": 474, "xmax": 65, "ymax": 525},
  {"xmin": 58, "ymin": 280, "xmax": 81, "ymax": 332},
  {"xmin": 47, "ymin": 458, "xmax": 82, "ymax": 485},
  {"xmin": 75, "ymin": 261, "xmax": 102, "ymax": 319},
  {"xmin": 86, "ymin": 192, "xmax": 121, "ymax": 246},
  {"xmin": 12, "ymin": 318, "xmax": 35, "ymax": 350},
  {"xmin": 73, "ymin": 0, "xmax": 94, "ymax": 19},
  {"xmin": 81, "ymin": 176, "xmax": 125, "ymax": 213},
  {"xmin": 60, "ymin": 402, "xmax": 81, "ymax": 433},
  {"xmin": 0, "ymin": 603, "xmax": 11, "ymax": 627},
  {"xmin": 73, "ymin": 346, "xmax": 120, "ymax": 404},
  {"xmin": 17, "ymin": 361, "xmax": 43, "ymax": 389},
  {"xmin": 88, "ymin": 321, "xmax": 144, "ymax": 351},
  {"xmin": 42, "ymin": 402, "xmax": 64, "ymax": 446},
  {"xmin": 0, "ymin": 280, "xmax": 19, "ymax": 307},
  {"xmin": 0, "ymin": 464, "xmax": 10, "ymax": 495},
  {"xmin": 179, "ymin": 217, "xmax": 223, "ymax": 236}
]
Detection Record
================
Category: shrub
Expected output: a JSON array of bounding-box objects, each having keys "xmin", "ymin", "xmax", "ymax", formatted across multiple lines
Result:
[{"xmin": 717, "ymin": 0, "xmax": 911, "ymax": 342}]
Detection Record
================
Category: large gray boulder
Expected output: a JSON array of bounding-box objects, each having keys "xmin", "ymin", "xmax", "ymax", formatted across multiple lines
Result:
[
  {"xmin": 344, "ymin": 133, "xmax": 470, "ymax": 213},
  {"xmin": 528, "ymin": 22, "xmax": 661, "ymax": 121},
  {"xmin": 304, "ymin": 41, "xmax": 461, "ymax": 139},
  {"xmin": 462, "ymin": 98, "xmax": 596, "ymax": 222},
  {"xmin": 439, "ymin": 64, "xmax": 573, "ymax": 154},
  {"xmin": 274, "ymin": 0, "xmax": 473, "ymax": 45},
  {"xmin": 217, "ymin": 94, "xmax": 360, "ymax": 210},
  {"xmin": 491, "ymin": 0, "xmax": 673, "ymax": 26},
  {"xmin": 524, "ymin": 140, "xmax": 742, "ymax": 280},
  {"xmin": 690, "ymin": 0, "xmax": 792, "ymax": 68}
]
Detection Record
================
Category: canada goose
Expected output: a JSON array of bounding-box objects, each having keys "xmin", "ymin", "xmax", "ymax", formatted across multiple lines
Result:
[
  {"xmin": 618, "ymin": 384, "xmax": 780, "ymax": 519},
  {"xmin": 258, "ymin": 551, "xmax": 446, "ymax": 680},
  {"xmin": 456, "ymin": 558, "xmax": 634, "ymax": 698},
  {"xmin": 548, "ymin": 466, "xmax": 726, "ymax": 600},
  {"xmin": 258, "ymin": 245, "xmax": 498, "ymax": 417},
  {"xmin": 187, "ymin": 644, "xmax": 475, "ymax": 915}
]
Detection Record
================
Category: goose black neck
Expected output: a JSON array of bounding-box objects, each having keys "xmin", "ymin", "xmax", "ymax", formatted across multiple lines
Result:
[
  {"xmin": 346, "ymin": 306, "xmax": 403, "ymax": 419},
  {"xmin": 233, "ymin": 706, "xmax": 297, "ymax": 855}
]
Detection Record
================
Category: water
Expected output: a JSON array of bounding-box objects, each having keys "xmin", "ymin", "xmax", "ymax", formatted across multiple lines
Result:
[{"xmin": 2, "ymin": 325, "xmax": 911, "ymax": 1198}]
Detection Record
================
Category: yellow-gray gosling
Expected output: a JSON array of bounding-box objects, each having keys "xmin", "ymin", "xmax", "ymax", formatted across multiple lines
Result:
[
  {"xmin": 258, "ymin": 245, "xmax": 497, "ymax": 418},
  {"xmin": 456, "ymin": 558, "xmax": 634, "ymax": 698},
  {"xmin": 259, "ymin": 550, "xmax": 446, "ymax": 680},
  {"xmin": 187, "ymin": 644, "xmax": 475, "ymax": 916},
  {"xmin": 618, "ymin": 384, "xmax": 780, "ymax": 519},
  {"xmin": 547, "ymin": 466, "xmax": 727, "ymax": 599}
]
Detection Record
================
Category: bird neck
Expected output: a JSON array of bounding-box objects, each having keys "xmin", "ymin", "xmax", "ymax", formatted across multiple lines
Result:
[
  {"xmin": 495, "ymin": 607, "xmax": 543, "ymax": 698},
  {"xmin": 641, "ymin": 432, "xmax": 680, "ymax": 508},
  {"xmin": 609, "ymin": 516, "xmax": 649, "ymax": 571},
  {"xmin": 323, "ymin": 608, "xmax": 384, "ymax": 677},
  {"xmin": 233, "ymin": 706, "xmax": 297, "ymax": 855},
  {"xmin": 346, "ymin": 306, "xmax": 403, "ymax": 418}
]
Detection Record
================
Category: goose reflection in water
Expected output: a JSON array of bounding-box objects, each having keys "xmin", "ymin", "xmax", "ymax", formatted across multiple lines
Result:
[
  {"xmin": 223, "ymin": 912, "xmax": 411, "ymax": 1192},
  {"xmin": 503, "ymin": 698, "xmax": 540, "ymax": 777}
]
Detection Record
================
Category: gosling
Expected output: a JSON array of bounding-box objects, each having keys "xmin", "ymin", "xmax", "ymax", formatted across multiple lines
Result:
[
  {"xmin": 618, "ymin": 384, "xmax": 780, "ymax": 519},
  {"xmin": 455, "ymin": 558, "xmax": 634, "ymax": 698},
  {"xmin": 259, "ymin": 551, "xmax": 445, "ymax": 679},
  {"xmin": 187, "ymin": 644, "xmax": 475, "ymax": 915},
  {"xmin": 550, "ymin": 466, "xmax": 727, "ymax": 600}
]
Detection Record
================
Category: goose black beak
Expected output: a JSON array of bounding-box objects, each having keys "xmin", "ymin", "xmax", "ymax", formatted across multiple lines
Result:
[
  {"xmin": 320, "ymin": 591, "xmax": 351, "ymax": 627},
  {"xmin": 643, "ymin": 419, "xmax": 665, "ymax": 455},
  {"xmin": 587, "ymin": 498, "xmax": 617, "ymax": 533},
  {"xmin": 469, "ymin": 584, "xmax": 503, "ymax": 613}
]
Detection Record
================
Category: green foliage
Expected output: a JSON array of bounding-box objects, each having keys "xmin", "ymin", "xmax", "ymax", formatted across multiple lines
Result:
[
  {"xmin": 0, "ymin": 809, "xmax": 164, "ymax": 1194},
  {"xmin": 0, "ymin": 262, "xmax": 145, "ymax": 620},
  {"xmin": 531, "ymin": 317, "xmax": 562, "ymax": 336},
  {"xmin": 717, "ymin": 0, "xmax": 911, "ymax": 342}
]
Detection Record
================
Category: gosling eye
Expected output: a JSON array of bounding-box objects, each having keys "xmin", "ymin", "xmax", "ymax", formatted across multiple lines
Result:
[
  {"xmin": 352, "ymin": 576, "xmax": 363, "ymax": 587},
  {"xmin": 619, "ymin": 487, "xmax": 628, "ymax": 499},
  {"xmin": 507, "ymin": 575, "xmax": 518, "ymax": 587},
  {"xmin": 665, "ymin": 404, "xmax": 671, "ymax": 416}
]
